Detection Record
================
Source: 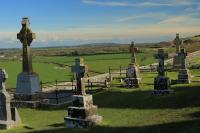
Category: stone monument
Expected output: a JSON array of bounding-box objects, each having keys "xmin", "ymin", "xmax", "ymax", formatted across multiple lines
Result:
[
  {"xmin": 173, "ymin": 33, "xmax": 182, "ymax": 69},
  {"xmin": 0, "ymin": 69, "xmax": 21, "ymax": 129},
  {"xmin": 178, "ymin": 48, "xmax": 191, "ymax": 83},
  {"xmin": 15, "ymin": 17, "xmax": 41, "ymax": 100},
  {"xmin": 153, "ymin": 49, "xmax": 172, "ymax": 94},
  {"xmin": 64, "ymin": 58, "xmax": 102, "ymax": 128},
  {"xmin": 124, "ymin": 41, "xmax": 141, "ymax": 88}
]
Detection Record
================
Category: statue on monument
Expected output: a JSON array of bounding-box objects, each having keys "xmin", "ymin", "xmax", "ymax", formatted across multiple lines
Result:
[
  {"xmin": 130, "ymin": 41, "xmax": 138, "ymax": 64},
  {"xmin": 174, "ymin": 33, "xmax": 182, "ymax": 54},
  {"xmin": 173, "ymin": 33, "xmax": 182, "ymax": 69}
]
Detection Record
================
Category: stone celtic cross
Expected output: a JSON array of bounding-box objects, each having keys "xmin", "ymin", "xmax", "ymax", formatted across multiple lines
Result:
[
  {"xmin": 130, "ymin": 41, "xmax": 138, "ymax": 64},
  {"xmin": 17, "ymin": 17, "xmax": 36, "ymax": 73},
  {"xmin": 154, "ymin": 49, "xmax": 168, "ymax": 76},
  {"xmin": 174, "ymin": 33, "xmax": 182, "ymax": 54},
  {"xmin": 178, "ymin": 48, "xmax": 187, "ymax": 70},
  {"xmin": 72, "ymin": 58, "xmax": 88, "ymax": 95}
]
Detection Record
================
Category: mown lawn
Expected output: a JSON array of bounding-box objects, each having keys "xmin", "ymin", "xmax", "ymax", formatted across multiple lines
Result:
[{"xmin": 2, "ymin": 71, "xmax": 200, "ymax": 133}]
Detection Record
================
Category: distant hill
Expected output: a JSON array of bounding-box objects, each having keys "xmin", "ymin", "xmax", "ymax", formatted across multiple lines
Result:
[{"xmin": 0, "ymin": 35, "xmax": 199, "ymax": 58}]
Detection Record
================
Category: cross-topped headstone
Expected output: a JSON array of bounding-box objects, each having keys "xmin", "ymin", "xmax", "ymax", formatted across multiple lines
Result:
[
  {"xmin": 174, "ymin": 33, "xmax": 182, "ymax": 54},
  {"xmin": 72, "ymin": 58, "xmax": 88, "ymax": 95},
  {"xmin": 0, "ymin": 69, "xmax": 8, "ymax": 92},
  {"xmin": 17, "ymin": 17, "xmax": 36, "ymax": 73},
  {"xmin": 130, "ymin": 41, "xmax": 138, "ymax": 64},
  {"xmin": 178, "ymin": 48, "xmax": 187, "ymax": 70},
  {"xmin": 154, "ymin": 49, "xmax": 168, "ymax": 76}
]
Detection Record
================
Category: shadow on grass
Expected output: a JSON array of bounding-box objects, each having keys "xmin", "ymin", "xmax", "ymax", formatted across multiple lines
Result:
[
  {"xmin": 93, "ymin": 85, "xmax": 200, "ymax": 109},
  {"xmin": 48, "ymin": 123, "xmax": 64, "ymax": 128},
  {"xmin": 23, "ymin": 126, "xmax": 34, "ymax": 130},
  {"xmin": 27, "ymin": 119, "xmax": 200, "ymax": 133}
]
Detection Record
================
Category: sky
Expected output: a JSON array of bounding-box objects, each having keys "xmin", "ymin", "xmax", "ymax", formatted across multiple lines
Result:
[{"xmin": 0, "ymin": 0, "xmax": 200, "ymax": 48}]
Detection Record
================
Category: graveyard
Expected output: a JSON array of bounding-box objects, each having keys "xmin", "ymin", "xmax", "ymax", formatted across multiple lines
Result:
[
  {"xmin": 1, "ymin": 34, "xmax": 200, "ymax": 132},
  {"xmin": 1, "ymin": 0, "xmax": 200, "ymax": 133}
]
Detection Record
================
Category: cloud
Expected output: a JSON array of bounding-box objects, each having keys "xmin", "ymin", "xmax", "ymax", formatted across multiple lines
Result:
[
  {"xmin": 185, "ymin": 4, "xmax": 200, "ymax": 12},
  {"xmin": 159, "ymin": 16, "xmax": 189, "ymax": 24},
  {"xmin": 82, "ymin": 0, "xmax": 194, "ymax": 7},
  {"xmin": 117, "ymin": 13, "xmax": 168, "ymax": 22},
  {"xmin": 1, "ymin": 20, "xmax": 199, "ymax": 45}
]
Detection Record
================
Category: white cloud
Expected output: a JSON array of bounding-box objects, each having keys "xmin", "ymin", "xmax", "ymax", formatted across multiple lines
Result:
[
  {"xmin": 117, "ymin": 13, "xmax": 168, "ymax": 22},
  {"xmin": 82, "ymin": 0, "xmax": 194, "ymax": 7}
]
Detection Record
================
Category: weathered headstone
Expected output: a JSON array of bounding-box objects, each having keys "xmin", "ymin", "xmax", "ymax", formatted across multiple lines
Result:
[
  {"xmin": 173, "ymin": 33, "xmax": 182, "ymax": 69},
  {"xmin": 64, "ymin": 58, "xmax": 102, "ymax": 128},
  {"xmin": 178, "ymin": 48, "xmax": 190, "ymax": 83},
  {"xmin": 15, "ymin": 17, "xmax": 41, "ymax": 100},
  {"xmin": 71, "ymin": 58, "xmax": 87, "ymax": 95},
  {"xmin": 124, "ymin": 41, "xmax": 141, "ymax": 88},
  {"xmin": 0, "ymin": 69, "xmax": 21, "ymax": 129},
  {"xmin": 153, "ymin": 49, "xmax": 172, "ymax": 94},
  {"xmin": 130, "ymin": 41, "xmax": 138, "ymax": 64}
]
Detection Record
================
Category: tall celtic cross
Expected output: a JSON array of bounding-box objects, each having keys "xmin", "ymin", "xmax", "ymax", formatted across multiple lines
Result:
[
  {"xmin": 174, "ymin": 33, "xmax": 182, "ymax": 54},
  {"xmin": 72, "ymin": 58, "xmax": 88, "ymax": 95},
  {"xmin": 178, "ymin": 48, "xmax": 187, "ymax": 70},
  {"xmin": 154, "ymin": 49, "xmax": 168, "ymax": 76},
  {"xmin": 130, "ymin": 41, "xmax": 138, "ymax": 64},
  {"xmin": 17, "ymin": 17, "xmax": 36, "ymax": 73}
]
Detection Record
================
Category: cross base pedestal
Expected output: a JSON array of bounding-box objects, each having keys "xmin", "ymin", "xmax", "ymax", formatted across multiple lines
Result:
[
  {"xmin": 124, "ymin": 64, "xmax": 140, "ymax": 88},
  {"xmin": 124, "ymin": 78, "xmax": 140, "ymax": 88},
  {"xmin": 154, "ymin": 75, "xmax": 171, "ymax": 94},
  {"xmin": 178, "ymin": 69, "xmax": 191, "ymax": 84},
  {"xmin": 64, "ymin": 95, "xmax": 102, "ymax": 128},
  {"xmin": 15, "ymin": 72, "xmax": 41, "ymax": 101}
]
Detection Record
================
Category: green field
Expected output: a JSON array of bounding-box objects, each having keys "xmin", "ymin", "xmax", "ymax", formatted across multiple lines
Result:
[
  {"xmin": 0, "ymin": 52, "xmax": 155, "ymax": 88},
  {"xmin": 0, "ymin": 61, "xmax": 72, "ymax": 88},
  {"xmin": 1, "ymin": 70, "xmax": 200, "ymax": 133}
]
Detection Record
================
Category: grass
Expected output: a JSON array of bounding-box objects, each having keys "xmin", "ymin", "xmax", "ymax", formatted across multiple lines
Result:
[
  {"xmin": 0, "ymin": 61, "xmax": 71, "ymax": 88},
  {"xmin": 1, "ymin": 70, "xmax": 200, "ymax": 133},
  {"xmin": 0, "ymin": 52, "xmax": 155, "ymax": 88},
  {"xmin": 34, "ymin": 53, "xmax": 155, "ymax": 74}
]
